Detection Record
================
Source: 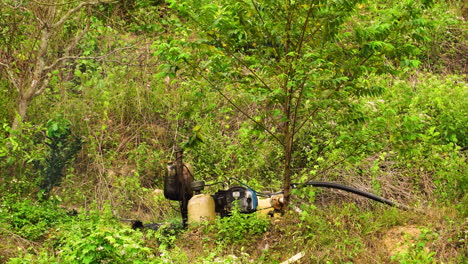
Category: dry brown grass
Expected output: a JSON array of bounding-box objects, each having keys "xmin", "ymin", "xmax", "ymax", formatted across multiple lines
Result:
[{"xmin": 0, "ymin": 229, "xmax": 41, "ymax": 264}]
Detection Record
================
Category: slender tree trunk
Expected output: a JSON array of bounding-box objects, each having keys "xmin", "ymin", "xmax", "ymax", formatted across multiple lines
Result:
[
  {"xmin": 281, "ymin": 4, "xmax": 294, "ymax": 212},
  {"xmin": 11, "ymin": 95, "xmax": 31, "ymax": 131},
  {"xmin": 282, "ymin": 132, "xmax": 293, "ymax": 211},
  {"xmin": 10, "ymin": 27, "xmax": 50, "ymax": 132},
  {"xmin": 10, "ymin": 77, "xmax": 43, "ymax": 132}
]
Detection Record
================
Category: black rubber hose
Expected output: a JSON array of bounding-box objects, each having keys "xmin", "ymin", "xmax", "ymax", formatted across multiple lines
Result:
[{"xmin": 293, "ymin": 181, "xmax": 409, "ymax": 210}]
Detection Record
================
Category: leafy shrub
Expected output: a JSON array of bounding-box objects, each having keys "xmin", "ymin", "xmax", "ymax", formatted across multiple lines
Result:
[
  {"xmin": 39, "ymin": 115, "xmax": 82, "ymax": 197},
  {"xmin": 8, "ymin": 208, "xmax": 157, "ymax": 264},
  {"xmin": 0, "ymin": 197, "xmax": 71, "ymax": 241},
  {"xmin": 53, "ymin": 207, "xmax": 155, "ymax": 263},
  {"xmin": 420, "ymin": 1, "xmax": 467, "ymax": 73},
  {"xmin": 0, "ymin": 121, "xmax": 47, "ymax": 195},
  {"xmin": 7, "ymin": 251, "xmax": 58, "ymax": 264},
  {"xmin": 391, "ymin": 228, "xmax": 439, "ymax": 264},
  {"xmin": 204, "ymin": 204, "xmax": 270, "ymax": 244},
  {"xmin": 145, "ymin": 221, "xmax": 184, "ymax": 250},
  {"xmin": 190, "ymin": 123, "xmax": 282, "ymax": 189},
  {"xmin": 56, "ymin": 223, "xmax": 154, "ymax": 263}
]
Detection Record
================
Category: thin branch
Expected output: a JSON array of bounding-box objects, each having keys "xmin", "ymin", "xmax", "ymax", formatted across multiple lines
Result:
[
  {"xmin": 250, "ymin": 0, "xmax": 280, "ymax": 58},
  {"xmin": 228, "ymin": 50, "xmax": 273, "ymax": 92},
  {"xmin": 295, "ymin": 93, "xmax": 331, "ymax": 134},
  {"xmin": 44, "ymin": 44, "xmax": 142, "ymax": 71},
  {"xmin": 250, "ymin": 0, "xmax": 266, "ymax": 25},
  {"xmin": 295, "ymin": 4, "xmax": 314, "ymax": 56},
  {"xmin": 0, "ymin": 228, "xmax": 41, "ymax": 254},
  {"xmin": 18, "ymin": 4, "xmax": 47, "ymax": 26},
  {"xmin": 302, "ymin": 19, "xmax": 325, "ymax": 48},
  {"xmin": 187, "ymin": 61, "xmax": 285, "ymax": 147},
  {"xmin": 25, "ymin": 26, "xmax": 42, "ymax": 67},
  {"xmin": 290, "ymin": 5, "xmax": 315, "ymax": 135},
  {"xmin": 62, "ymin": 13, "xmax": 91, "ymax": 57},
  {"xmin": 0, "ymin": 62, "xmax": 19, "ymax": 91},
  {"xmin": 293, "ymin": 49, "xmax": 377, "ymax": 133},
  {"xmin": 35, "ymin": 77, "xmax": 50, "ymax": 96},
  {"xmin": 282, "ymin": 2, "xmax": 294, "ymax": 121},
  {"xmin": 52, "ymin": 0, "xmax": 116, "ymax": 29},
  {"xmin": 1, "ymin": 1, "xmax": 25, "ymax": 9},
  {"xmin": 50, "ymin": 15, "xmax": 90, "ymax": 74},
  {"xmin": 26, "ymin": 27, "xmax": 52, "ymax": 100},
  {"xmin": 31, "ymin": 0, "xmax": 83, "ymax": 6},
  {"xmin": 211, "ymin": 36, "xmax": 274, "ymax": 93},
  {"xmin": 358, "ymin": 50, "xmax": 375, "ymax": 66},
  {"xmin": 294, "ymin": 78, "xmax": 348, "ymax": 133},
  {"xmin": 52, "ymin": 1, "xmax": 88, "ymax": 29},
  {"xmin": 8, "ymin": 1, "xmax": 45, "ymax": 66},
  {"xmin": 291, "ymin": 75, "xmax": 309, "ymax": 135},
  {"xmin": 186, "ymin": 7, "xmax": 274, "ymax": 93},
  {"xmin": 98, "ymin": 60, "xmax": 160, "ymax": 67},
  {"xmin": 311, "ymin": 132, "xmax": 382, "ymax": 179}
]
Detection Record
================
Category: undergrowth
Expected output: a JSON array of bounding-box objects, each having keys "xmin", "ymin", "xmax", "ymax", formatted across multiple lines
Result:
[{"xmin": 0, "ymin": 0, "xmax": 466, "ymax": 263}]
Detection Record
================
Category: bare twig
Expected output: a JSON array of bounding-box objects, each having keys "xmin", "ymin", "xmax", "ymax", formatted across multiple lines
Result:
[
  {"xmin": 250, "ymin": 0, "xmax": 281, "ymax": 58},
  {"xmin": 211, "ymin": 36, "xmax": 274, "ymax": 93},
  {"xmin": 310, "ymin": 131, "xmax": 387, "ymax": 180},
  {"xmin": 290, "ymin": 5, "xmax": 315, "ymax": 136},
  {"xmin": 44, "ymin": 44, "xmax": 143, "ymax": 72},
  {"xmin": 0, "ymin": 62, "xmax": 20, "ymax": 91},
  {"xmin": 187, "ymin": 61, "xmax": 284, "ymax": 146},
  {"xmin": 358, "ymin": 50, "xmax": 375, "ymax": 66},
  {"xmin": 184, "ymin": 8, "xmax": 274, "ymax": 93},
  {"xmin": 63, "ymin": 15, "xmax": 91, "ymax": 56},
  {"xmin": 34, "ymin": 77, "xmax": 50, "ymax": 96},
  {"xmin": 31, "ymin": 0, "xmax": 83, "ymax": 6},
  {"xmin": 230, "ymin": 51, "xmax": 274, "ymax": 92},
  {"xmin": 294, "ymin": 80, "xmax": 348, "ymax": 133},
  {"xmin": 98, "ymin": 60, "xmax": 160, "ymax": 67},
  {"xmin": 52, "ymin": 0, "xmax": 117, "ymax": 29},
  {"xmin": 0, "ymin": 228, "xmax": 41, "ymax": 254}
]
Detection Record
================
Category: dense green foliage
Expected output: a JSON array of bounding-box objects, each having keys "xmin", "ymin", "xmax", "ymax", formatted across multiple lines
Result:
[
  {"xmin": 0, "ymin": 197, "xmax": 71, "ymax": 241},
  {"xmin": 0, "ymin": 0, "xmax": 466, "ymax": 263},
  {"xmin": 4, "ymin": 204, "xmax": 156, "ymax": 264},
  {"xmin": 159, "ymin": 0, "xmax": 443, "ymax": 204},
  {"xmin": 204, "ymin": 205, "xmax": 270, "ymax": 244},
  {"xmin": 39, "ymin": 115, "xmax": 82, "ymax": 197}
]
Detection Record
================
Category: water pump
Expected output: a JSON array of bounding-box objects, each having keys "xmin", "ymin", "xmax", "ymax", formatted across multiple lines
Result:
[{"xmin": 163, "ymin": 156, "xmax": 409, "ymax": 226}]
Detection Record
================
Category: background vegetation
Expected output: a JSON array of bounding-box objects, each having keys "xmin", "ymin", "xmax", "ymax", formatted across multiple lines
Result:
[{"xmin": 0, "ymin": 0, "xmax": 466, "ymax": 263}]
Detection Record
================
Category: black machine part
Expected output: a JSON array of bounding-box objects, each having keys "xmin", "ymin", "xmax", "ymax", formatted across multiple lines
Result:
[
  {"xmin": 163, "ymin": 163, "xmax": 194, "ymax": 201},
  {"xmin": 191, "ymin": 180, "xmax": 206, "ymax": 194},
  {"xmin": 212, "ymin": 186, "xmax": 257, "ymax": 216},
  {"xmin": 163, "ymin": 149, "xmax": 193, "ymax": 227},
  {"xmin": 164, "ymin": 164, "xmax": 179, "ymax": 201}
]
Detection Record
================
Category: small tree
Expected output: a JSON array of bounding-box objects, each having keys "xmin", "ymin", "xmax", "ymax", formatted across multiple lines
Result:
[
  {"xmin": 0, "ymin": 0, "xmax": 115, "ymax": 131},
  {"xmin": 158, "ymin": 0, "xmax": 433, "ymax": 208}
]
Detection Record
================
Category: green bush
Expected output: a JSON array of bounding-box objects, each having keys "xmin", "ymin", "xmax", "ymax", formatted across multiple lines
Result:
[
  {"xmin": 0, "ymin": 197, "xmax": 71, "ymax": 241},
  {"xmin": 145, "ymin": 222, "xmax": 183, "ymax": 250},
  {"xmin": 39, "ymin": 115, "xmax": 82, "ymax": 196},
  {"xmin": 204, "ymin": 204, "xmax": 270, "ymax": 244},
  {"xmin": 391, "ymin": 228, "xmax": 438, "ymax": 264},
  {"xmin": 8, "ymin": 208, "xmax": 157, "ymax": 264},
  {"xmin": 56, "ymin": 223, "xmax": 154, "ymax": 263},
  {"xmin": 352, "ymin": 73, "xmax": 468, "ymax": 201},
  {"xmin": 0, "ymin": 121, "xmax": 47, "ymax": 195}
]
